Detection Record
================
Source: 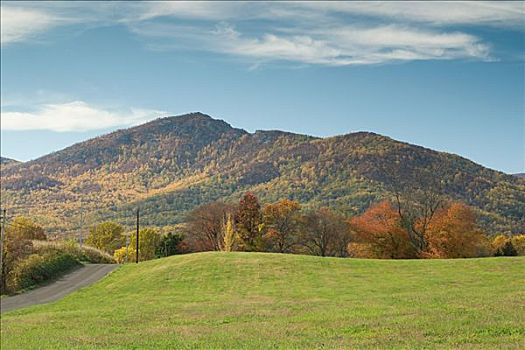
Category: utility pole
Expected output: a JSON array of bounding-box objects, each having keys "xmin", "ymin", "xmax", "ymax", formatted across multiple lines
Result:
[
  {"xmin": 136, "ymin": 208, "xmax": 139, "ymax": 263},
  {"xmin": 125, "ymin": 234, "xmax": 130, "ymax": 263},
  {"xmin": 79, "ymin": 200, "xmax": 84, "ymax": 248},
  {"xmin": 0, "ymin": 209, "xmax": 6, "ymax": 275}
]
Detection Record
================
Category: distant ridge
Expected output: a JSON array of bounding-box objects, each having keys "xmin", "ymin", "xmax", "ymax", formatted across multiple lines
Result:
[
  {"xmin": 1, "ymin": 112, "xmax": 524, "ymax": 234},
  {"xmin": 0, "ymin": 156, "xmax": 20, "ymax": 164},
  {"xmin": 514, "ymin": 173, "xmax": 525, "ymax": 179},
  {"xmin": 0, "ymin": 156, "xmax": 21, "ymax": 172}
]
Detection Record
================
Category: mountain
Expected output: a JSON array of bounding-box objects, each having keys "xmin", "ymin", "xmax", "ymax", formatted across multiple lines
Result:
[
  {"xmin": 0, "ymin": 157, "xmax": 21, "ymax": 173},
  {"xmin": 1, "ymin": 112, "xmax": 524, "ymax": 234},
  {"xmin": 514, "ymin": 173, "xmax": 525, "ymax": 179},
  {"xmin": 1, "ymin": 156, "xmax": 20, "ymax": 165}
]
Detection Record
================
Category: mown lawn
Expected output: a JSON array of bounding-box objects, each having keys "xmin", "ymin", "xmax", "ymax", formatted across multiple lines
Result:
[{"xmin": 1, "ymin": 252, "xmax": 524, "ymax": 349}]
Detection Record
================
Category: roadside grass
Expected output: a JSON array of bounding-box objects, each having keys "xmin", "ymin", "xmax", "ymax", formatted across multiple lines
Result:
[{"xmin": 1, "ymin": 252, "xmax": 524, "ymax": 349}]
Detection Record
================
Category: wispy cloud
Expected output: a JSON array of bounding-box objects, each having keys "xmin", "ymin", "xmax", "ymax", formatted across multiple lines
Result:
[
  {"xmin": 297, "ymin": 2, "xmax": 525, "ymax": 28},
  {"xmin": 0, "ymin": 6, "xmax": 61, "ymax": 45},
  {"xmin": 1, "ymin": 101, "xmax": 165, "ymax": 132},
  {"xmin": 132, "ymin": 22, "xmax": 491, "ymax": 66},
  {"xmin": 136, "ymin": 1, "xmax": 525, "ymax": 27},
  {"xmin": 1, "ymin": 1, "xmax": 523, "ymax": 64},
  {"xmin": 126, "ymin": 1, "xmax": 515, "ymax": 66}
]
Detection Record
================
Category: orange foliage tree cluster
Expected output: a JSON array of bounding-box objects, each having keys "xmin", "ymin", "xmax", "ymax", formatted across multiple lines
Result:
[
  {"xmin": 349, "ymin": 201, "xmax": 416, "ymax": 259},
  {"xmin": 349, "ymin": 201, "xmax": 492, "ymax": 258}
]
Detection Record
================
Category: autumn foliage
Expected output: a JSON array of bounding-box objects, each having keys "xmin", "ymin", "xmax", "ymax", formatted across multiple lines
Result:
[
  {"xmin": 263, "ymin": 199, "xmax": 302, "ymax": 253},
  {"xmin": 350, "ymin": 201, "xmax": 492, "ymax": 259},
  {"xmin": 349, "ymin": 201, "xmax": 416, "ymax": 259},
  {"xmin": 424, "ymin": 202, "xmax": 490, "ymax": 258},
  {"xmin": 236, "ymin": 192, "xmax": 264, "ymax": 251}
]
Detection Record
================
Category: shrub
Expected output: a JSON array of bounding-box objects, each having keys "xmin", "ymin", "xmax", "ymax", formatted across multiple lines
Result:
[
  {"xmin": 492, "ymin": 235, "xmax": 518, "ymax": 256},
  {"xmin": 31, "ymin": 240, "xmax": 115, "ymax": 264},
  {"xmin": 1, "ymin": 237, "xmax": 33, "ymax": 294},
  {"xmin": 8, "ymin": 252, "xmax": 81, "ymax": 291},
  {"xmin": 114, "ymin": 247, "xmax": 128, "ymax": 264},
  {"xmin": 79, "ymin": 244, "xmax": 116, "ymax": 263},
  {"xmin": 510, "ymin": 235, "xmax": 525, "ymax": 256}
]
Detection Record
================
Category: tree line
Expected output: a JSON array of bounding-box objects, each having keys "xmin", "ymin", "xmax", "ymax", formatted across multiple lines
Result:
[{"xmin": 183, "ymin": 192, "xmax": 525, "ymax": 259}]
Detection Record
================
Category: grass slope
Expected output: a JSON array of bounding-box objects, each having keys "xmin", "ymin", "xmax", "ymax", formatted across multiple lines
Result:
[{"xmin": 1, "ymin": 253, "xmax": 524, "ymax": 349}]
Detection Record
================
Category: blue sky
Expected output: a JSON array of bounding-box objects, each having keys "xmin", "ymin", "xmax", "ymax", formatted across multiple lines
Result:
[{"xmin": 1, "ymin": 1, "xmax": 524, "ymax": 173}]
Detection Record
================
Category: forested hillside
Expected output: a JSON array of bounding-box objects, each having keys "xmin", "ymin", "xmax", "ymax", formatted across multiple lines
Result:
[{"xmin": 1, "ymin": 113, "xmax": 524, "ymax": 234}]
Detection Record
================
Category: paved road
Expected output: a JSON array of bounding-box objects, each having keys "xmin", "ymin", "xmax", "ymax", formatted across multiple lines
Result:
[{"xmin": 1, "ymin": 264, "xmax": 118, "ymax": 313}]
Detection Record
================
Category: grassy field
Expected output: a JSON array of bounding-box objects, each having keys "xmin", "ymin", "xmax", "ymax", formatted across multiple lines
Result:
[{"xmin": 1, "ymin": 253, "xmax": 524, "ymax": 349}]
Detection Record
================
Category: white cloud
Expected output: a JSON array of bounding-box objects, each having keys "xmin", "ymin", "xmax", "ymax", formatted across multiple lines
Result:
[
  {"xmin": 1, "ymin": 101, "xmax": 165, "ymax": 132},
  {"xmin": 132, "ymin": 22, "xmax": 490, "ymax": 66},
  {"xmin": 136, "ymin": 1, "xmax": 244, "ymax": 21},
  {"xmin": 301, "ymin": 2, "xmax": 525, "ymax": 28},
  {"xmin": 135, "ymin": 1, "xmax": 525, "ymax": 27},
  {"xmin": 0, "ymin": 6, "xmax": 61, "ymax": 45},
  {"xmin": 1, "ymin": 1, "xmax": 522, "ymax": 64}
]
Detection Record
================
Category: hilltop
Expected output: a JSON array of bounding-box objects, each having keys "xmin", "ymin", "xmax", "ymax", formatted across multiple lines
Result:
[
  {"xmin": 2, "ymin": 253, "xmax": 524, "ymax": 349},
  {"xmin": 1, "ymin": 112, "xmax": 524, "ymax": 233},
  {"xmin": 0, "ymin": 156, "xmax": 20, "ymax": 171}
]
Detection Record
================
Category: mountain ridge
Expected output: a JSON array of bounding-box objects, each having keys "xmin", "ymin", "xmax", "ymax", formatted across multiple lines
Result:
[{"xmin": 1, "ymin": 112, "xmax": 523, "ymax": 234}]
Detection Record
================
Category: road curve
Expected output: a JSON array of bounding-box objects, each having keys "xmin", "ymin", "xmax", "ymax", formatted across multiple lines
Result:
[{"xmin": 1, "ymin": 264, "xmax": 118, "ymax": 313}]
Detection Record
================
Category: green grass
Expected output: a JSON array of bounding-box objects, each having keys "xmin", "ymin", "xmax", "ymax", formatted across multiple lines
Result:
[{"xmin": 1, "ymin": 253, "xmax": 524, "ymax": 349}]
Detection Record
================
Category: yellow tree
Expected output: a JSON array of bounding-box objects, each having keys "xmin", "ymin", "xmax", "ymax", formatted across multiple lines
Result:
[
  {"xmin": 115, "ymin": 228, "xmax": 161, "ymax": 263},
  {"xmin": 222, "ymin": 214, "xmax": 236, "ymax": 252},
  {"xmin": 86, "ymin": 222, "xmax": 124, "ymax": 254}
]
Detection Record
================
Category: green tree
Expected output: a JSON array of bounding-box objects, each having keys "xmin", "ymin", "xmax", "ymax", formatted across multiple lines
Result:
[
  {"xmin": 129, "ymin": 228, "xmax": 162, "ymax": 261},
  {"xmin": 86, "ymin": 222, "xmax": 124, "ymax": 254},
  {"xmin": 156, "ymin": 233, "xmax": 183, "ymax": 258}
]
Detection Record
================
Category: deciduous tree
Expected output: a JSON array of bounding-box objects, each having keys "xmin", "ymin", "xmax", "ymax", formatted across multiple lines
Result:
[
  {"xmin": 6, "ymin": 216, "xmax": 46, "ymax": 240},
  {"xmin": 156, "ymin": 233, "xmax": 184, "ymax": 258},
  {"xmin": 349, "ymin": 201, "xmax": 416, "ymax": 259},
  {"xmin": 301, "ymin": 208, "xmax": 350, "ymax": 257},
  {"xmin": 379, "ymin": 161, "xmax": 447, "ymax": 256},
  {"xmin": 425, "ymin": 202, "xmax": 490, "ymax": 258},
  {"xmin": 222, "ymin": 214, "xmax": 236, "ymax": 252},
  {"xmin": 118, "ymin": 228, "xmax": 162, "ymax": 262},
  {"xmin": 185, "ymin": 201, "xmax": 234, "ymax": 251},
  {"xmin": 263, "ymin": 199, "xmax": 301, "ymax": 253},
  {"xmin": 236, "ymin": 193, "xmax": 264, "ymax": 251},
  {"xmin": 86, "ymin": 222, "xmax": 124, "ymax": 254}
]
